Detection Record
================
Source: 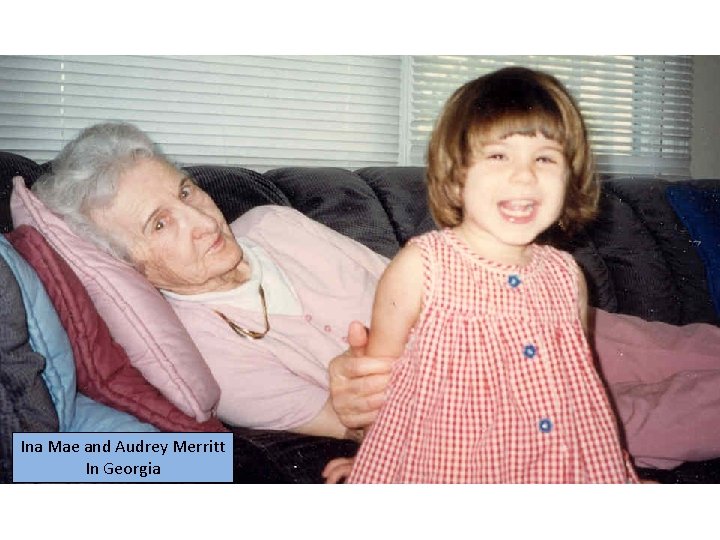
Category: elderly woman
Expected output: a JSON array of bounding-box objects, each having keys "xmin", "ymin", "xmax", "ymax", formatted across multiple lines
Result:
[
  {"xmin": 32, "ymin": 122, "xmax": 720, "ymax": 470},
  {"xmin": 32, "ymin": 122, "xmax": 388, "ymax": 440}
]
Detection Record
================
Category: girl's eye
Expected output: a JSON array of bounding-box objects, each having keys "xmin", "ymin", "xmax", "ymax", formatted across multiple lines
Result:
[
  {"xmin": 537, "ymin": 156, "xmax": 555, "ymax": 163},
  {"xmin": 487, "ymin": 153, "xmax": 505, "ymax": 160}
]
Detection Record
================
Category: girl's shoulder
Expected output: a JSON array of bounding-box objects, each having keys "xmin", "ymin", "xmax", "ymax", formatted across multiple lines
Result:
[
  {"xmin": 404, "ymin": 229, "xmax": 457, "ymax": 268},
  {"xmin": 532, "ymin": 245, "xmax": 583, "ymax": 296},
  {"xmin": 406, "ymin": 228, "xmax": 451, "ymax": 250},
  {"xmin": 535, "ymin": 244, "xmax": 580, "ymax": 271}
]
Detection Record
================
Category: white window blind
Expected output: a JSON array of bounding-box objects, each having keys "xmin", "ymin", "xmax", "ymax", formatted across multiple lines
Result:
[
  {"xmin": 409, "ymin": 56, "xmax": 693, "ymax": 177},
  {"xmin": 0, "ymin": 55, "xmax": 402, "ymax": 170},
  {"xmin": 0, "ymin": 55, "xmax": 693, "ymax": 177}
]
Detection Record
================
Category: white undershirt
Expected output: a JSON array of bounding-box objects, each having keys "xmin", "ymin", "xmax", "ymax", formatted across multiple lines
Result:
[{"xmin": 161, "ymin": 238, "xmax": 302, "ymax": 316}]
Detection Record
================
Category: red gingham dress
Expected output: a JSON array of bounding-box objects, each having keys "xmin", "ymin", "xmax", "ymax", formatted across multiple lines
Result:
[{"xmin": 348, "ymin": 229, "xmax": 638, "ymax": 483}]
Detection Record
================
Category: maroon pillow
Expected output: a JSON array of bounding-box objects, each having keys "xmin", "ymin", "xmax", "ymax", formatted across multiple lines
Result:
[{"xmin": 5, "ymin": 225, "xmax": 227, "ymax": 433}]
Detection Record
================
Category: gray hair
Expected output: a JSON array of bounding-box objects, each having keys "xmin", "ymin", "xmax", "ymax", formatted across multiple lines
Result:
[{"xmin": 32, "ymin": 122, "xmax": 171, "ymax": 261}]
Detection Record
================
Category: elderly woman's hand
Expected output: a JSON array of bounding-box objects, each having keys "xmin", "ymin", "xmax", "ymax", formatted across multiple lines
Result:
[{"xmin": 328, "ymin": 321, "xmax": 394, "ymax": 430}]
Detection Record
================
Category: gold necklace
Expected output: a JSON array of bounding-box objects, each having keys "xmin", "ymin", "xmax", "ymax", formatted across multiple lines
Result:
[{"xmin": 214, "ymin": 284, "xmax": 270, "ymax": 340}]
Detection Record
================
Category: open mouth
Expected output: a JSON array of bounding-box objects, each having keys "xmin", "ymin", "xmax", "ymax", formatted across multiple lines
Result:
[{"xmin": 498, "ymin": 199, "xmax": 538, "ymax": 224}]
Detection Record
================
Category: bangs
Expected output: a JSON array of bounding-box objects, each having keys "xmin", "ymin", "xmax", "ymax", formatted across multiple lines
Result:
[
  {"xmin": 468, "ymin": 109, "xmax": 567, "ymax": 153},
  {"xmin": 461, "ymin": 70, "xmax": 569, "ymax": 159}
]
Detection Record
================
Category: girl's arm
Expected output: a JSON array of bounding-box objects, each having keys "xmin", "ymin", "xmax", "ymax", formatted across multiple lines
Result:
[
  {"xmin": 320, "ymin": 245, "xmax": 424, "ymax": 483},
  {"xmin": 366, "ymin": 243, "xmax": 424, "ymax": 358},
  {"xmin": 303, "ymin": 244, "xmax": 425, "ymax": 447}
]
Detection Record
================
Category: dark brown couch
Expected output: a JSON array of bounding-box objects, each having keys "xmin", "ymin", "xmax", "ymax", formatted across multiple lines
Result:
[{"xmin": 2, "ymin": 151, "xmax": 719, "ymax": 483}]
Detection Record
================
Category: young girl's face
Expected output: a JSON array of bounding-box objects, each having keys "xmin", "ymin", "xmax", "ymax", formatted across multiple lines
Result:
[{"xmin": 456, "ymin": 132, "xmax": 568, "ymax": 264}]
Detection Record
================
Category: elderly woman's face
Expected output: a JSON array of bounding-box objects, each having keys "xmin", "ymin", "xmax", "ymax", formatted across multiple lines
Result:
[{"xmin": 90, "ymin": 158, "xmax": 244, "ymax": 294}]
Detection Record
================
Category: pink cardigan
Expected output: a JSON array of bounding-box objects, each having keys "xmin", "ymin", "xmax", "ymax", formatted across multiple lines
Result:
[{"xmin": 167, "ymin": 206, "xmax": 387, "ymax": 430}]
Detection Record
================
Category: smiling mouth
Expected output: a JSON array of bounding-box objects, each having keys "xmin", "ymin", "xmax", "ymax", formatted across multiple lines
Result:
[{"xmin": 498, "ymin": 199, "xmax": 538, "ymax": 224}]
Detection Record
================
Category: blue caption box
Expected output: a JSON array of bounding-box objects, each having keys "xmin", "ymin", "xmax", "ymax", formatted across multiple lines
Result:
[{"xmin": 13, "ymin": 433, "xmax": 233, "ymax": 483}]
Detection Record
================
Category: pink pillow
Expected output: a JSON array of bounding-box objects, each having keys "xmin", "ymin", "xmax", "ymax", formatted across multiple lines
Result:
[
  {"xmin": 6, "ymin": 225, "xmax": 227, "ymax": 433},
  {"xmin": 10, "ymin": 177, "xmax": 221, "ymax": 422}
]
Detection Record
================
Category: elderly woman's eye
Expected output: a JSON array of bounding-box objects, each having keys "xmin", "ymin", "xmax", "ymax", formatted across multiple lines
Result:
[
  {"xmin": 180, "ymin": 186, "xmax": 192, "ymax": 199},
  {"xmin": 154, "ymin": 219, "xmax": 165, "ymax": 231}
]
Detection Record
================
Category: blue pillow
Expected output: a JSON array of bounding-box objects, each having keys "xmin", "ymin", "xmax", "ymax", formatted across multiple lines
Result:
[
  {"xmin": 666, "ymin": 184, "xmax": 720, "ymax": 316},
  {"xmin": 71, "ymin": 394, "xmax": 158, "ymax": 432}
]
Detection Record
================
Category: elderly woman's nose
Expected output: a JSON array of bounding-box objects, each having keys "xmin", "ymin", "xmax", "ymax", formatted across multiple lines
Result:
[{"xmin": 184, "ymin": 206, "xmax": 217, "ymax": 235}]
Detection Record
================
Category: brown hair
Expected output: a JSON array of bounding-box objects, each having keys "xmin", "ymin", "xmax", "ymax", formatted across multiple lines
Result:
[{"xmin": 426, "ymin": 66, "xmax": 598, "ymax": 237}]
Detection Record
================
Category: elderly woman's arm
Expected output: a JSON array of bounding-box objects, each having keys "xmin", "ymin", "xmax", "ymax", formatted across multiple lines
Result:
[{"xmin": 293, "ymin": 398, "xmax": 353, "ymax": 439}]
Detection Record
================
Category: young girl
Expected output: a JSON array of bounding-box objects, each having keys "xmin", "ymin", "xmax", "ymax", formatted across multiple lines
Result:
[{"xmin": 326, "ymin": 66, "xmax": 639, "ymax": 483}]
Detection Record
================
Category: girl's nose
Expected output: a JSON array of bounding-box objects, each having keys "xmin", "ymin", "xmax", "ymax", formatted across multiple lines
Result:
[{"xmin": 510, "ymin": 160, "xmax": 537, "ymax": 184}]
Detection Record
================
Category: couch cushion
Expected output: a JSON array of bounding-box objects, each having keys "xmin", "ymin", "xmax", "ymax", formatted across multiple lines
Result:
[
  {"xmin": 0, "ymin": 152, "xmax": 46, "ymax": 233},
  {"xmin": 10, "ymin": 177, "xmax": 221, "ymax": 422},
  {"xmin": 0, "ymin": 254, "xmax": 59, "ymax": 482},
  {"xmin": 264, "ymin": 167, "xmax": 400, "ymax": 258},
  {"xmin": 666, "ymin": 183, "xmax": 720, "ymax": 318},
  {"xmin": 230, "ymin": 425, "xmax": 358, "ymax": 483},
  {"xmin": 355, "ymin": 167, "xmax": 436, "ymax": 247},
  {"xmin": 563, "ymin": 229, "xmax": 619, "ymax": 314},
  {"xmin": 582, "ymin": 178, "xmax": 718, "ymax": 325},
  {"xmin": 185, "ymin": 165, "xmax": 290, "ymax": 224},
  {"xmin": 6, "ymin": 225, "xmax": 227, "ymax": 433}
]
